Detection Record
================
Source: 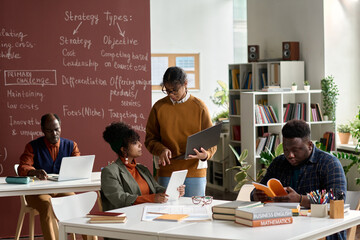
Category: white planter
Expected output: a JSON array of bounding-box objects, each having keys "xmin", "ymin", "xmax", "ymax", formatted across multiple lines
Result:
[
  {"xmin": 291, "ymin": 85, "xmax": 297, "ymax": 91},
  {"xmin": 304, "ymin": 85, "xmax": 310, "ymax": 91}
]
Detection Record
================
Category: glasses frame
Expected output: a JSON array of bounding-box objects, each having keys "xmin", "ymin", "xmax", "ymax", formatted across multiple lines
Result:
[
  {"xmin": 191, "ymin": 196, "xmax": 213, "ymax": 206},
  {"xmin": 161, "ymin": 85, "xmax": 181, "ymax": 95}
]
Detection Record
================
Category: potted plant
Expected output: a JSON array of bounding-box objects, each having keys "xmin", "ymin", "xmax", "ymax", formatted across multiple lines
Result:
[
  {"xmin": 350, "ymin": 105, "xmax": 360, "ymax": 149},
  {"xmin": 304, "ymin": 80, "xmax": 310, "ymax": 91},
  {"xmin": 338, "ymin": 123, "xmax": 351, "ymax": 144},
  {"xmin": 321, "ymin": 75, "xmax": 339, "ymax": 122},
  {"xmin": 291, "ymin": 82, "xmax": 297, "ymax": 91},
  {"xmin": 210, "ymin": 80, "xmax": 229, "ymax": 127},
  {"xmin": 226, "ymin": 144, "xmax": 283, "ymax": 191}
]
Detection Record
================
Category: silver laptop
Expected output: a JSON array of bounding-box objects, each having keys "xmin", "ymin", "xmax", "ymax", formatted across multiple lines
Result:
[
  {"xmin": 172, "ymin": 123, "xmax": 222, "ymax": 160},
  {"xmin": 47, "ymin": 155, "xmax": 95, "ymax": 181}
]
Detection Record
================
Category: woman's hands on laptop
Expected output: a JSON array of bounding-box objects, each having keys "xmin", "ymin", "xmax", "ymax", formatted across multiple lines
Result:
[
  {"xmin": 28, "ymin": 169, "xmax": 48, "ymax": 180},
  {"xmin": 187, "ymin": 147, "xmax": 208, "ymax": 161}
]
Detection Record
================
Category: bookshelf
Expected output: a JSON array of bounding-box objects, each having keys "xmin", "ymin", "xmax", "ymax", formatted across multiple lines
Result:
[
  {"xmin": 241, "ymin": 90, "xmax": 335, "ymax": 179},
  {"xmin": 207, "ymin": 133, "xmax": 231, "ymax": 191},
  {"xmin": 228, "ymin": 61, "xmax": 305, "ymax": 189}
]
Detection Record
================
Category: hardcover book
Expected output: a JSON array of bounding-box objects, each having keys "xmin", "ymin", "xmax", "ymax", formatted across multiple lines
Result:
[
  {"xmin": 88, "ymin": 216, "xmax": 127, "ymax": 223},
  {"xmin": 235, "ymin": 206, "xmax": 292, "ymax": 220},
  {"xmin": 86, "ymin": 211, "xmax": 126, "ymax": 218},
  {"xmin": 212, "ymin": 200, "xmax": 263, "ymax": 215},
  {"xmin": 212, "ymin": 213, "xmax": 236, "ymax": 221},
  {"xmin": 235, "ymin": 216, "xmax": 293, "ymax": 227}
]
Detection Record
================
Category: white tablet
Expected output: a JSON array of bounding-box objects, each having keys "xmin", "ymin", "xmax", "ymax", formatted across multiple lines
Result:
[{"xmin": 165, "ymin": 170, "xmax": 188, "ymax": 201}]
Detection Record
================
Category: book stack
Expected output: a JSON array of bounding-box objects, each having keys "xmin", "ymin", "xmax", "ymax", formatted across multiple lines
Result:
[
  {"xmin": 87, "ymin": 211, "xmax": 127, "ymax": 223},
  {"xmin": 212, "ymin": 200, "xmax": 263, "ymax": 221},
  {"xmin": 235, "ymin": 206, "xmax": 293, "ymax": 227},
  {"xmin": 255, "ymin": 133, "xmax": 280, "ymax": 156},
  {"xmin": 310, "ymin": 103, "xmax": 323, "ymax": 122}
]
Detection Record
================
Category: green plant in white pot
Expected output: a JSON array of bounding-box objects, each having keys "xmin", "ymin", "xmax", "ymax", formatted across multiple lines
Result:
[
  {"xmin": 338, "ymin": 123, "xmax": 351, "ymax": 145},
  {"xmin": 304, "ymin": 80, "xmax": 310, "ymax": 91}
]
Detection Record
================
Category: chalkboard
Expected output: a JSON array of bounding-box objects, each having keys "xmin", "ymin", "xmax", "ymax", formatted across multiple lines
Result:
[{"xmin": 0, "ymin": 0, "xmax": 151, "ymax": 237}]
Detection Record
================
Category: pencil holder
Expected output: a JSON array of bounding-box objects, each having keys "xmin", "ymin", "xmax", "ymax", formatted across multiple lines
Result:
[
  {"xmin": 330, "ymin": 200, "xmax": 344, "ymax": 219},
  {"xmin": 311, "ymin": 204, "xmax": 327, "ymax": 218}
]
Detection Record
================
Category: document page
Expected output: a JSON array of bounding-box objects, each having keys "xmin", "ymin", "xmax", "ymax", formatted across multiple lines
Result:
[{"xmin": 142, "ymin": 205, "xmax": 212, "ymax": 222}]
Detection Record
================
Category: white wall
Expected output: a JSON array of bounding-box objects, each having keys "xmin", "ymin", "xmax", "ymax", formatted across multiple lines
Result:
[
  {"xmin": 324, "ymin": 0, "xmax": 360, "ymax": 125},
  {"xmin": 247, "ymin": 0, "xmax": 325, "ymax": 89},
  {"xmin": 150, "ymin": 0, "xmax": 234, "ymax": 119}
]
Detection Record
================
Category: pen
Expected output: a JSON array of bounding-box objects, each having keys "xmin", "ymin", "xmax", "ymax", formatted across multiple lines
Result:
[{"xmin": 147, "ymin": 212, "xmax": 167, "ymax": 215}]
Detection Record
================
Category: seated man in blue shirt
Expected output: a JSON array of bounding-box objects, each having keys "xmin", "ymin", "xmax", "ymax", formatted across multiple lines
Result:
[{"xmin": 251, "ymin": 119, "xmax": 346, "ymax": 240}]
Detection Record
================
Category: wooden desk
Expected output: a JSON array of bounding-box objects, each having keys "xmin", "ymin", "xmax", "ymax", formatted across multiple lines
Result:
[
  {"xmin": 59, "ymin": 197, "xmax": 360, "ymax": 240},
  {"xmin": 0, "ymin": 172, "xmax": 101, "ymax": 197}
]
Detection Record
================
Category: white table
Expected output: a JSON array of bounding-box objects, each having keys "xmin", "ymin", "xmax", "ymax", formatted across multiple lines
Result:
[
  {"xmin": 59, "ymin": 197, "xmax": 360, "ymax": 240},
  {"xmin": 0, "ymin": 172, "xmax": 101, "ymax": 197}
]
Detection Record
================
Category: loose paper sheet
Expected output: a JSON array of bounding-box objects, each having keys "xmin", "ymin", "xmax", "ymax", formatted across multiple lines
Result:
[{"xmin": 142, "ymin": 205, "xmax": 212, "ymax": 222}]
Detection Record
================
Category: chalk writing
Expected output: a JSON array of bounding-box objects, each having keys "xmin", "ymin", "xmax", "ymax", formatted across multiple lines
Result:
[
  {"xmin": 109, "ymin": 88, "xmax": 138, "ymax": 102},
  {"xmin": 63, "ymin": 105, "xmax": 105, "ymax": 118},
  {"xmin": 103, "ymin": 35, "xmax": 138, "ymax": 49},
  {"xmin": 61, "ymin": 75, "xmax": 107, "ymax": 88},
  {"xmin": 64, "ymin": 11, "xmax": 99, "ymax": 25},
  {"xmin": 9, "ymin": 116, "xmax": 40, "ymax": 127},
  {"xmin": 6, "ymin": 89, "xmax": 44, "ymax": 102},
  {"xmin": 104, "ymin": 11, "xmax": 132, "ymax": 26},
  {"xmin": 59, "ymin": 36, "xmax": 92, "ymax": 49},
  {"xmin": 108, "ymin": 109, "xmax": 145, "ymax": 123},
  {"xmin": 4, "ymin": 70, "xmax": 56, "ymax": 86},
  {"xmin": 62, "ymin": 58, "xmax": 99, "ymax": 71}
]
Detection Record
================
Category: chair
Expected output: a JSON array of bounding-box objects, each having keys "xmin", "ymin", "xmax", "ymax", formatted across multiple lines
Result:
[
  {"xmin": 50, "ymin": 191, "xmax": 98, "ymax": 240},
  {"xmin": 236, "ymin": 184, "xmax": 255, "ymax": 201},
  {"xmin": 13, "ymin": 164, "xmax": 39, "ymax": 240},
  {"xmin": 347, "ymin": 198, "xmax": 360, "ymax": 240}
]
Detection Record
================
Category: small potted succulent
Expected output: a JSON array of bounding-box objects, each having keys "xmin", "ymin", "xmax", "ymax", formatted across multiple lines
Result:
[
  {"xmin": 338, "ymin": 123, "xmax": 351, "ymax": 144},
  {"xmin": 304, "ymin": 80, "xmax": 310, "ymax": 91},
  {"xmin": 291, "ymin": 82, "xmax": 297, "ymax": 91}
]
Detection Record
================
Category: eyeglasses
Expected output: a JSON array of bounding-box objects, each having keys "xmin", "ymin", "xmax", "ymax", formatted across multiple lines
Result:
[
  {"xmin": 192, "ymin": 196, "xmax": 213, "ymax": 206},
  {"xmin": 161, "ymin": 85, "xmax": 181, "ymax": 95}
]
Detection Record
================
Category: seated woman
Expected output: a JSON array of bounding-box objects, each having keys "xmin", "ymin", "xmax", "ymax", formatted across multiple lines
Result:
[{"xmin": 101, "ymin": 121, "xmax": 185, "ymax": 211}]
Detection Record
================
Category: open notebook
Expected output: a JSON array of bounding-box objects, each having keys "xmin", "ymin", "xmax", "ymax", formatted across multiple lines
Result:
[{"xmin": 47, "ymin": 155, "xmax": 95, "ymax": 181}]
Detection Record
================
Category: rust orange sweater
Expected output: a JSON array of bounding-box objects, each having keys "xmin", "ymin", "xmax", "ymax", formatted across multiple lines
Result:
[{"xmin": 145, "ymin": 95, "xmax": 216, "ymax": 178}]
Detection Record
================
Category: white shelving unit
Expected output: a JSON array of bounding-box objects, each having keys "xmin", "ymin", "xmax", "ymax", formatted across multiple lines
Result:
[
  {"xmin": 207, "ymin": 133, "xmax": 231, "ymax": 191},
  {"xmin": 228, "ymin": 61, "xmax": 305, "ymax": 185},
  {"xmin": 241, "ymin": 90, "xmax": 334, "ymax": 179}
]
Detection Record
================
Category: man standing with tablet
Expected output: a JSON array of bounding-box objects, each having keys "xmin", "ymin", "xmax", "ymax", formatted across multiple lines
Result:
[{"xmin": 18, "ymin": 113, "xmax": 80, "ymax": 240}]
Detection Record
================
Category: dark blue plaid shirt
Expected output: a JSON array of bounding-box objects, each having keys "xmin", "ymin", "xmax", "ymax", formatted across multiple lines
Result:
[{"xmin": 258, "ymin": 146, "xmax": 347, "ymax": 240}]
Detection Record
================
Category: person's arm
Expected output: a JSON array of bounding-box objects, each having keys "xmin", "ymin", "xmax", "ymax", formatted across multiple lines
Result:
[
  {"xmin": 101, "ymin": 166, "xmax": 138, "ymax": 208},
  {"xmin": 71, "ymin": 141, "xmax": 80, "ymax": 156},
  {"xmin": 18, "ymin": 143, "xmax": 36, "ymax": 176}
]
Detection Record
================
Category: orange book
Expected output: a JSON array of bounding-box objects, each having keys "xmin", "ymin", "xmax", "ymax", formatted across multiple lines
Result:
[
  {"xmin": 235, "ymin": 216, "xmax": 293, "ymax": 227},
  {"xmin": 252, "ymin": 178, "xmax": 287, "ymax": 198},
  {"xmin": 154, "ymin": 214, "xmax": 189, "ymax": 222}
]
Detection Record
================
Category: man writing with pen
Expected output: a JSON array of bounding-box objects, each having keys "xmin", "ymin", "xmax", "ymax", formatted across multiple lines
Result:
[{"xmin": 251, "ymin": 119, "xmax": 346, "ymax": 240}]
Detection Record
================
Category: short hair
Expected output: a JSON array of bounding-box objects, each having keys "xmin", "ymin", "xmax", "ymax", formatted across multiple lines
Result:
[
  {"xmin": 103, "ymin": 122, "xmax": 140, "ymax": 156},
  {"xmin": 41, "ymin": 113, "xmax": 61, "ymax": 127},
  {"xmin": 282, "ymin": 119, "xmax": 310, "ymax": 139},
  {"xmin": 161, "ymin": 66, "xmax": 187, "ymax": 87}
]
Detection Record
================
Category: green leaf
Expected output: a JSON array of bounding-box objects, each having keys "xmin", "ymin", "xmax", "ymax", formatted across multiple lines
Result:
[
  {"xmin": 217, "ymin": 80, "xmax": 227, "ymax": 90},
  {"xmin": 234, "ymin": 171, "xmax": 247, "ymax": 182},
  {"xmin": 234, "ymin": 179, "xmax": 248, "ymax": 192},
  {"xmin": 229, "ymin": 144, "xmax": 240, "ymax": 161}
]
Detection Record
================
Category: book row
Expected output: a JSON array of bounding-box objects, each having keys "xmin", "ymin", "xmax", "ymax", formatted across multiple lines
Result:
[
  {"xmin": 255, "ymin": 104, "xmax": 278, "ymax": 124},
  {"xmin": 255, "ymin": 133, "xmax": 280, "ymax": 156}
]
